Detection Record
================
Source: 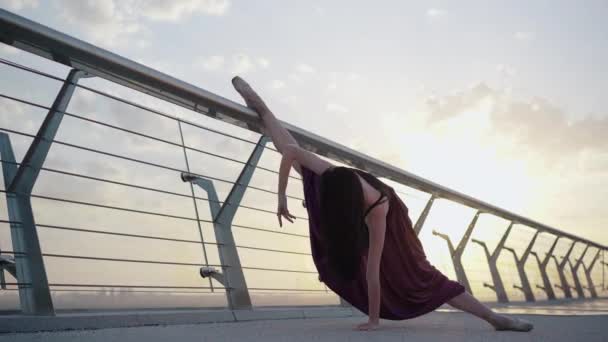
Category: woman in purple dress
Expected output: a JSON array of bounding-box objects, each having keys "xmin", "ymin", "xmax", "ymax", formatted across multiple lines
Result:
[{"xmin": 232, "ymin": 76, "xmax": 533, "ymax": 332}]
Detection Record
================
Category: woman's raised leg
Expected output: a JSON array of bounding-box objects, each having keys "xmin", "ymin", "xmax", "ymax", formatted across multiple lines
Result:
[
  {"xmin": 447, "ymin": 291, "xmax": 533, "ymax": 332},
  {"xmin": 231, "ymin": 76, "xmax": 302, "ymax": 175}
]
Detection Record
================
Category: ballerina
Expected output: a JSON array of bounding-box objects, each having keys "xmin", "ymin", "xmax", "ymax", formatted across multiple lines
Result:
[{"xmin": 231, "ymin": 76, "xmax": 533, "ymax": 333}]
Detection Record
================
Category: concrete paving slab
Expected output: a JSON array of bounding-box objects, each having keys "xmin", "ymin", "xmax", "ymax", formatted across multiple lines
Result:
[{"xmin": 1, "ymin": 312, "xmax": 606, "ymax": 342}]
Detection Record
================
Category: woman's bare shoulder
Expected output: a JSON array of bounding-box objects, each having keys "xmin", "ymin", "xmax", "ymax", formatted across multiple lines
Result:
[{"xmin": 354, "ymin": 172, "xmax": 385, "ymax": 206}]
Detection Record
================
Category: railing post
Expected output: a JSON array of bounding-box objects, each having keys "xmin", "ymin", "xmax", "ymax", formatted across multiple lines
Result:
[
  {"xmin": 539, "ymin": 235, "xmax": 560, "ymax": 300},
  {"xmin": 556, "ymin": 241, "xmax": 576, "ymax": 298},
  {"xmin": 603, "ymin": 261, "xmax": 607, "ymax": 291},
  {"xmin": 8, "ymin": 69, "xmax": 90, "ymax": 194},
  {"xmin": 470, "ymin": 221, "xmax": 513, "ymax": 303},
  {"xmin": 502, "ymin": 229, "xmax": 538, "ymax": 302},
  {"xmin": 581, "ymin": 249, "xmax": 601, "ymax": 298},
  {"xmin": 549, "ymin": 255, "xmax": 567, "ymax": 297},
  {"xmin": 519, "ymin": 230, "xmax": 539, "ymax": 301},
  {"xmin": 0, "ymin": 69, "xmax": 89, "ymax": 315},
  {"xmin": 0, "ymin": 232, "xmax": 17, "ymax": 290},
  {"xmin": 413, "ymin": 194, "xmax": 436, "ymax": 235},
  {"xmin": 603, "ymin": 250, "xmax": 606, "ymax": 291},
  {"xmin": 1, "ymin": 132, "xmax": 54, "ymax": 315},
  {"xmin": 530, "ymin": 251, "xmax": 548, "ymax": 299},
  {"xmin": 563, "ymin": 259, "xmax": 578, "ymax": 295},
  {"xmin": 0, "ymin": 257, "xmax": 5, "ymax": 289},
  {"xmin": 183, "ymin": 136, "xmax": 270, "ymax": 310},
  {"xmin": 571, "ymin": 244, "xmax": 590, "ymax": 298},
  {"xmin": 432, "ymin": 210, "xmax": 481, "ymax": 294}
]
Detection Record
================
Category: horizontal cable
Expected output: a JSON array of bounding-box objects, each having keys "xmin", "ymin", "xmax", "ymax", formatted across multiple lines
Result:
[
  {"xmin": 247, "ymin": 288, "xmax": 327, "ymax": 292},
  {"xmin": 0, "ymin": 127, "xmax": 305, "ymax": 202},
  {"xmin": 0, "ymin": 158, "xmax": 307, "ymax": 220},
  {"xmin": 232, "ymin": 223, "xmax": 309, "ymax": 238},
  {"xmin": 36, "ymin": 223, "xmax": 209, "ymax": 245},
  {"xmin": 0, "ymin": 158, "xmax": 200, "ymax": 201},
  {"xmin": 0, "ymin": 214, "xmax": 308, "ymax": 239},
  {"xmin": 4, "ymin": 184, "xmax": 306, "ymax": 230},
  {"xmin": 47, "ymin": 288, "xmax": 217, "ymax": 294},
  {"xmin": 0, "ymin": 282, "xmax": 32, "ymax": 287},
  {"xmin": 48, "ymin": 283, "xmax": 223, "ymax": 290},
  {"xmin": 0, "ymin": 189, "xmax": 202, "ymax": 222},
  {"xmin": 42, "ymin": 252, "xmax": 223, "ymax": 268},
  {"xmin": 241, "ymin": 266, "xmax": 318, "ymax": 274},
  {"xmin": 0, "ymin": 57, "xmax": 289, "ymax": 158},
  {"xmin": 36, "ymin": 223, "xmax": 309, "ymax": 256},
  {"xmin": 0, "ymin": 58, "xmax": 255, "ymax": 144},
  {"xmin": 0, "ymin": 250, "xmax": 26, "ymax": 256},
  {"xmin": 235, "ymin": 245, "xmax": 310, "ymax": 256},
  {"xmin": 37, "ymin": 221, "xmax": 308, "ymax": 246},
  {"xmin": 232, "ymin": 201, "xmax": 308, "ymax": 220},
  {"xmin": 0, "ymin": 92, "xmax": 302, "ymax": 182},
  {"xmin": 4, "ymin": 250, "xmax": 316, "ymax": 274}
]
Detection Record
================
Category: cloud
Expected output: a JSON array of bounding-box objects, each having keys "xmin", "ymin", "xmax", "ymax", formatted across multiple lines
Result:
[
  {"xmin": 326, "ymin": 103, "xmax": 349, "ymax": 113},
  {"xmin": 231, "ymin": 53, "xmax": 255, "ymax": 74},
  {"xmin": 52, "ymin": 0, "xmax": 231, "ymax": 48},
  {"xmin": 0, "ymin": 97, "xmax": 39, "ymax": 133},
  {"xmin": 426, "ymin": 8, "xmax": 446, "ymax": 18},
  {"xmin": 288, "ymin": 73, "xmax": 303, "ymax": 83},
  {"xmin": 313, "ymin": 5, "xmax": 326, "ymax": 16},
  {"xmin": 514, "ymin": 31, "xmax": 535, "ymax": 41},
  {"xmin": 135, "ymin": 0, "xmax": 230, "ymax": 21},
  {"xmin": 0, "ymin": 0, "xmax": 38, "ymax": 10},
  {"xmin": 346, "ymin": 72, "xmax": 360, "ymax": 81},
  {"xmin": 193, "ymin": 54, "xmax": 269, "ymax": 74},
  {"xmin": 257, "ymin": 58, "xmax": 270, "ymax": 69},
  {"xmin": 496, "ymin": 64, "xmax": 517, "ymax": 77},
  {"xmin": 269, "ymin": 80, "xmax": 285, "ymax": 90},
  {"xmin": 195, "ymin": 55, "xmax": 225, "ymax": 71},
  {"xmin": 424, "ymin": 83, "xmax": 608, "ymax": 162},
  {"xmin": 53, "ymin": 0, "xmax": 142, "ymax": 47},
  {"xmin": 296, "ymin": 64, "xmax": 316, "ymax": 73},
  {"xmin": 280, "ymin": 95, "xmax": 297, "ymax": 105},
  {"xmin": 325, "ymin": 71, "xmax": 360, "ymax": 92}
]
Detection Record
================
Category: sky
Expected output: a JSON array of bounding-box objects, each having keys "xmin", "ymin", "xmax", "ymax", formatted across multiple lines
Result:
[{"xmin": 0, "ymin": 0, "xmax": 606, "ymax": 309}]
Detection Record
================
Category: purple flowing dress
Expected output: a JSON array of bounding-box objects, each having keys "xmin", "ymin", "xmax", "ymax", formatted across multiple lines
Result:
[{"xmin": 301, "ymin": 165, "xmax": 465, "ymax": 320}]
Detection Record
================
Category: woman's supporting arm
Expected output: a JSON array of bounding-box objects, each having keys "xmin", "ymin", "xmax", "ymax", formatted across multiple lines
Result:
[{"xmin": 365, "ymin": 200, "xmax": 389, "ymax": 324}]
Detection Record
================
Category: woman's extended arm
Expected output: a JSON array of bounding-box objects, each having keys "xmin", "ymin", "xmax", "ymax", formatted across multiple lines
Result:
[{"xmin": 276, "ymin": 143, "xmax": 334, "ymax": 226}]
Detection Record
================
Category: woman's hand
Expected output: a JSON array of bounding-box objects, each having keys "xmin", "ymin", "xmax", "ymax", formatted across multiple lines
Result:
[
  {"xmin": 354, "ymin": 320, "xmax": 380, "ymax": 331},
  {"xmin": 277, "ymin": 194, "xmax": 296, "ymax": 228}
]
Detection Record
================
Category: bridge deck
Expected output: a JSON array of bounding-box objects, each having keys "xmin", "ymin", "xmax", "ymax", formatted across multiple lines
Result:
[{"xmin": 1, "ymin": 299, "xmax": 606, "ymax": 342}]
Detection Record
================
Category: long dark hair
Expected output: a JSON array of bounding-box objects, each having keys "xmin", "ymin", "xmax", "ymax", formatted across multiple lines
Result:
[{"xmin": 319, "ymin": 166, "xmax": 369, "ymax": 281}]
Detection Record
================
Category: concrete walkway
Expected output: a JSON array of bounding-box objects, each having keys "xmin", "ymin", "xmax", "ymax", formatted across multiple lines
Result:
[
  {"xmin": 1, "ymin": 300, "xmax": 607, "ymax": 341},
  {"xmin": 1, "ymin": 312, "xmax": 607, "ymax": 342}
]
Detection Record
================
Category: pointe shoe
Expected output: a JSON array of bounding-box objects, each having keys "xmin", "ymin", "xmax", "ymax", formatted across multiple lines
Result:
[
  {"xmin": 494, "ymin": 317, "xmax": 534, "ymax": 332},
  {"xmin": 231, "ymin": 76, "xmax": 268, "ymax": 114}
]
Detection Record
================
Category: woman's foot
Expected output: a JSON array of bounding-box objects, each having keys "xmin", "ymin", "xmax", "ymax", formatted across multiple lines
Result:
[
  {"xmin": 231, "ymin": 76, "xmax": 269, "ymax": 116},
  {"xmin": 491, "ymin": 314, "xmax": 534, "ymax": 332}
]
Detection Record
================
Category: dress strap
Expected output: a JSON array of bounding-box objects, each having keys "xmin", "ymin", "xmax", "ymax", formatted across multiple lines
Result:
[{"xmin": 364, "ymin": 192, "xmax": 388, "ymax": 218}]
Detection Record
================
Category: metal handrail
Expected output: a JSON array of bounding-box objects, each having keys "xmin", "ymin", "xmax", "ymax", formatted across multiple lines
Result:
[{"xmin": 1, "ymin": 9, "xmax": 602, "ymax": 249}]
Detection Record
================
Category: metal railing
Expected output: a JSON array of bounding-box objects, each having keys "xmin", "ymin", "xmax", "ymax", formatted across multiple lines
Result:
[{"xmin": 0, "ymin": 9, "xmax": 605, "ymax": 316}]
